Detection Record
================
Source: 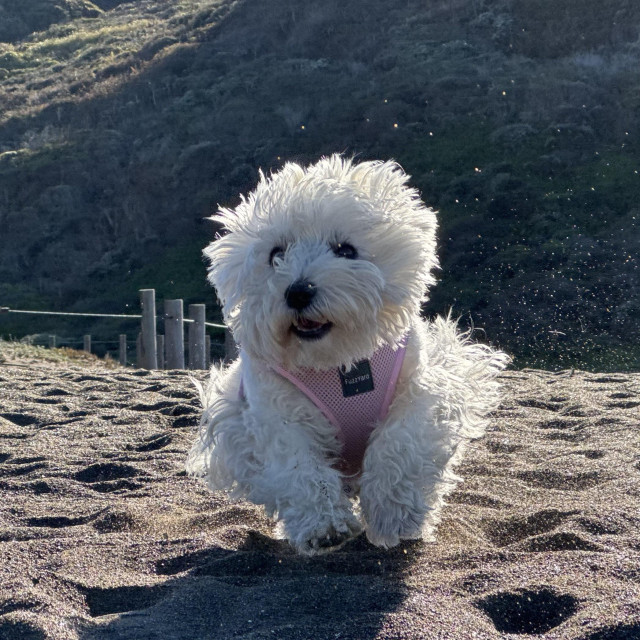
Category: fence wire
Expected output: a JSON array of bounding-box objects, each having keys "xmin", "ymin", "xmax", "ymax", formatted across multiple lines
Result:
[{"xmin": 0, "ymin": 307, "xmax": 226, "ymax": 329}]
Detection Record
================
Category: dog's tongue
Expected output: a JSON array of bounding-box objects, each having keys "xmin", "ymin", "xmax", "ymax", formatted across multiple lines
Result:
[{"xmin": 297, "ymin": 318, "xmax": 323, "ymax": 330}]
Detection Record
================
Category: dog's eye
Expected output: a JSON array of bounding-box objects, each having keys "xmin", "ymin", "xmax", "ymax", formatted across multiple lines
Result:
[
  {"xmin": 269, "ymin": 246, "xmax": 285, "ymax": 266},
  {"xmin": 332, "ymin": 242, "xmax": 358, "ymax": 260}
]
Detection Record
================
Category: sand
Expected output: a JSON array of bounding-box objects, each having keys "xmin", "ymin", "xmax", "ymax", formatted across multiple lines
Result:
[{"xmin": 0, "ymin": 356, "xmax": 639, "ymax": 640}]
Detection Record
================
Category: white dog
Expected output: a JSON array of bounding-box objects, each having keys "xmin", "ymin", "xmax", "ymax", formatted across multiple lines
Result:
[{"xmin": 187, "ymin": 155, "xmax": 508, "ymax": 554}]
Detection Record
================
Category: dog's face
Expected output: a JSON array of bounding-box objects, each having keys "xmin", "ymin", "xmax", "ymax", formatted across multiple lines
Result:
[{"xmin": 205, "ymin": 156, "xmax": 438, "ymax": 370}]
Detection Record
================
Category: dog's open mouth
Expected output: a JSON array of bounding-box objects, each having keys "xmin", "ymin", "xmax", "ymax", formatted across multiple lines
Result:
[{"xmin": 291, "ymin": 317, "xmax": 333, "ymax": 340}]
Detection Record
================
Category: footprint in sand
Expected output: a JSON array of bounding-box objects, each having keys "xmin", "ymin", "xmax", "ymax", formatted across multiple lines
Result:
[
  {"xmin": 25, "ymin": 509, "xmax": 107, "ymax": 529},
  {"xmin": 74, "ymin": 462, "xmax": 145, "ymax": 493},
  {"xmin": 516, "ymin": 398, "xmax": 566, "ymax": 411},
  {"xmin": 516, "ymin": 469, "xmax": 605, "ymax": 490},
  {"xmin": 516, "ymin": 531, "xmax": 602, "ymax": 552},
  {"xmin": 92, "ymin": 508, "xmax": 140, "ymax": 533},
  {"xmin": 32, "ymin": 388, "xmax": 72, "ymax": 405},
  {"xmin": 537, "ymin": 418, "xmax": 585, "ymax": 430},
  {"xmin": 606, "ymin": 400, "xmax": 640, "ymax": 410},
  {"xmin": 482, "ymin": 509, "xmax": 576, "ymax": 547},
  {"xmin": 476, "ymin": 588, "xmax": 579, "ymax": 634},
  {"xmin": 0, "ymin": 412, "xmax": 39, "ymax": 426},
  {"xmin": 577, "ymin": 623, "xmax": 640, "ymax": 640},
  {"xmin": 131, "ymin": 433, "xmax": 174, "ymax": 452},
  {"xmin": 81, "ymin": 584, "xmax": 171, "ymax": 617},
  {"xmin": 0, "ymin": 457, "xmax": 48, "ymax": 477}
]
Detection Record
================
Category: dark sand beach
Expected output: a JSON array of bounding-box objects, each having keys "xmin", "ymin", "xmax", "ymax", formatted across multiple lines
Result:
[{"xmin": 0, "ymin": 353, "xmax": 638, "ymax": 639}]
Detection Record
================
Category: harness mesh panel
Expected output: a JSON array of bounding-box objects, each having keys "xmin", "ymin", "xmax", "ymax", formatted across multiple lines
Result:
[{"xmin": 275, "ymin": 343, "xmax": 405, "ymax": 475}]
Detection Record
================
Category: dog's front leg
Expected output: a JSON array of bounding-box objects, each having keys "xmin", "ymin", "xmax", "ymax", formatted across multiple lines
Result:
[
  {"xmin": 359, "ymin": 394, "xmax": 455, "ymax": 549},
  {"xmin": 237, "ymin": 412, "xmax": 362, "ymax": 555},
  {"xmin": 273, "ymin": 455, "xmax": 362, "ymax": 555}
]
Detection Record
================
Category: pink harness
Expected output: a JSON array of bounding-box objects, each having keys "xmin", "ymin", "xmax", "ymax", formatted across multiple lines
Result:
[{"xmin": 269, "ymin": 341, "xmax": 406, "ymax": 475}]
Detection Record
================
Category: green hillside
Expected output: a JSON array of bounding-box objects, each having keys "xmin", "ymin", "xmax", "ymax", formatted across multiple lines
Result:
[{"xmin": 0, "ymin": 0, "xmax": 639, "ymax": 370}]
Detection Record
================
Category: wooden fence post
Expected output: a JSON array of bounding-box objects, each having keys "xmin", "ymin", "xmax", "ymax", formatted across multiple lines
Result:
[
  {"xmin": 136, "ymin": 332, "xmax": 142, "ymax": 368},
  {"xmin": 49, "ymin": 335, "xmax": 57, "ymax": 349},
  {"xmin": 157, "ymin": 334, "xmax": 165, "ymax": 370},
  {"xmin": 119, "ymin": 334, "xmax": 127, "ymax": 366},
  {"xmin": 140, "ymin": 289, "xmax": 157, "ymax": 369},
  {"xmin": 164, "ymin": 299, "xmax": 184, "ymax": 370},
  {"xmin": 188, "ymin": 304, "xmax": 206, "ymax": 370},
  {"xmin": 205, "ymin": 334, "xmax": 211, "ymax": 369},
  {"xmin": 83, "ymin": 335, "xmax": 91, "ymax": 353}
]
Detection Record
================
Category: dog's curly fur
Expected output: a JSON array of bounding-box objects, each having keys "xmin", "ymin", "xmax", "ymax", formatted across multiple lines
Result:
[{"xmin": 187, "ymin": 155, "xmax": 509, "ymax": 554}]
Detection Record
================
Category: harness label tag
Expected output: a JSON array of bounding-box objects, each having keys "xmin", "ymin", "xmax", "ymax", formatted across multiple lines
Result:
[{"xmin": 339, "ymin": 359, "xmax": 374, "ymax": 397}]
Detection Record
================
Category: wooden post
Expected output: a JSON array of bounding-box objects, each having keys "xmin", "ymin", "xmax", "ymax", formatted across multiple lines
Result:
[
  {"xmin": 119, "ymin": 334, "xmax": 127, "ymax": 366},
  {"xmin": 83, "ymin": 335, "xmax": 91, "ymax": 353},
  {"xmin": 188, "ymin": 304, "xmax": 206, "ymax": 370},
  {"xmin": 136, "ymin": 332, "xmax": 142, "ymax": 368},
  {"xmin": 164, "ymin": 299, "xmax": 184, "ymax": 370},
  {"xmin": 140, "ymin": 289, "xmax": 157, "ymax": 369},
  {"xmin": 49, "ymin": 335, "xmax": 57, "ymax": 349},
  {"xmin": 205, "ymin": 334, "xmax": 211, "ymax": 369},
  {"xmin": 157, "ymin": 334, "xmax": 165, "ymax": 370},
  {"xmin": 224, "ymin": 327, "xmax": 238, "ymax": 363}
]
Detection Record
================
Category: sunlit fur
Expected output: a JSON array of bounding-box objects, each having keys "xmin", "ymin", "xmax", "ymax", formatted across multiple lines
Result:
[{"xmin": 187, "ymin": 155, "xmax": 509, "ymax": 555}]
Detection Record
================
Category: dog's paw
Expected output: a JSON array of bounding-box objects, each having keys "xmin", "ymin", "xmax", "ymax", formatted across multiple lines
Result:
[
  {"xmin": 304, "ymin": 525, "xmax": 356, "ymax": 555},
  {"xmin": 288, "ymin": 511, "xmax": 363, "ymax": 556},
  {"xmin": 364, "ymin": 507, "xmax": 425, "ymax": 549},
  {"xmin": 360, "ymin": 486, "xmax": 428, "ymax": 549}
]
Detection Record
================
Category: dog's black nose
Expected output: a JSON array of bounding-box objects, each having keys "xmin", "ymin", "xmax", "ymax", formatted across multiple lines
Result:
[{"xmin": 285, "ymin": 279, "xmax": 317, "ymax": 311}]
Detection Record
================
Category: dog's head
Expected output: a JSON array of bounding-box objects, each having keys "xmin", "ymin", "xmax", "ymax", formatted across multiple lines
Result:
[{"xmin": 205, "ymin": 155, "xmax": 438, "ymax": 370}]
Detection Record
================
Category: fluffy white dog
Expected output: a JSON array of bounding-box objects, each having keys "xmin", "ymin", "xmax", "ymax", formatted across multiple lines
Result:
[{"xmin": 187, "ymin": 155, "xmax": 508, "ymax": 555}]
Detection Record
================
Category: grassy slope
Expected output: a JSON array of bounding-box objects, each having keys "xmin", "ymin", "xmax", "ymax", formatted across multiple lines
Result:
[{"xmin": 0, "ymin": 0, "xmax": 639, "ymax": 370}]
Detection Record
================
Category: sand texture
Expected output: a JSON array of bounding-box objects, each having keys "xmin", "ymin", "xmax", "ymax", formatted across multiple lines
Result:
[{"xmin": 0, "ymin": 360, "xmax": 639, "ymax": 640}]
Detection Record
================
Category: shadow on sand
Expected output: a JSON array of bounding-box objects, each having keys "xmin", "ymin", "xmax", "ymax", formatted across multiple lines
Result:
[{"xmin": 78, "ymin": 531, "xmax": 423, "ymax": 640}]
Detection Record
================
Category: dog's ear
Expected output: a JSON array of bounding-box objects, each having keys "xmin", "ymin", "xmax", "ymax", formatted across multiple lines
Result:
[
  {"xmin": 348, "ymin": 158, "xmax": 439, "ymax": 269},
  {"xmin": 203, "ymin": 218, "xmax": 250, "ymax": 322}
]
